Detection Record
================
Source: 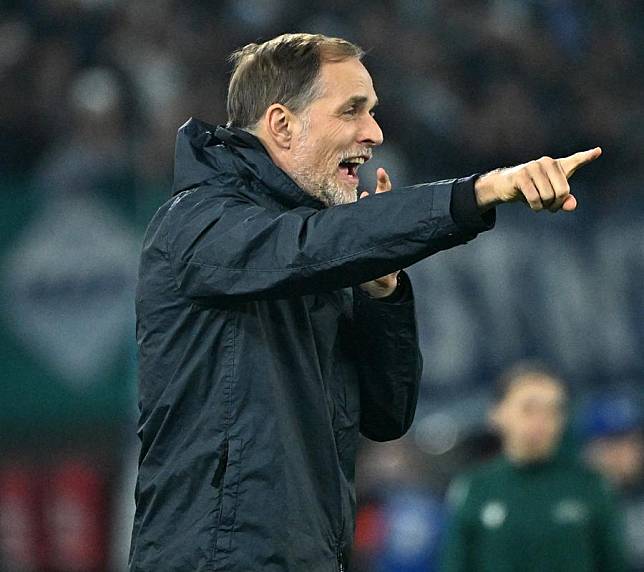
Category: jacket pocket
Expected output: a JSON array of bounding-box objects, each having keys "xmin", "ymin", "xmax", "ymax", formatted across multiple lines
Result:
[{"xmin": 210, "ymin": 437, "xmax": 243, "ymax": 568}]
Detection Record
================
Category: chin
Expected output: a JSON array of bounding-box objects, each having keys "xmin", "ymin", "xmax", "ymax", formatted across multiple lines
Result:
[
  {"xmin": 337, "ymin": 181, "xmax": 358, "ymax": 200},
  {"xmin": 526, "ymin": 447, "xmax": 554, "ymax": 461},
  {"xmin": 345, "ymin": 185, "xmax": 358, "ymax": 197},
  {"xmin": 342, "ymin": 190, "xmax": 358, "ymax": 205}
]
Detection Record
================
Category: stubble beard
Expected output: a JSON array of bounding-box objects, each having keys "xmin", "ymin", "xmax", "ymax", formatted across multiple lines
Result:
[{"xmin": 288, "ymin": 117, "xmax": 357, "ymax": 207}]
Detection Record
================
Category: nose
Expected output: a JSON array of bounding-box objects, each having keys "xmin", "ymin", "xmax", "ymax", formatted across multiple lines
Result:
[{"xmin": 358, "ymin": 113, "xmax": 384, "ymax": 147}]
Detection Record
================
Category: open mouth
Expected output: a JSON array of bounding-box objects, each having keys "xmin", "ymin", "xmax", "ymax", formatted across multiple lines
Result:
[{"xmin": 338, "ymin": 155, "xmax": 369, "ymax": 184}]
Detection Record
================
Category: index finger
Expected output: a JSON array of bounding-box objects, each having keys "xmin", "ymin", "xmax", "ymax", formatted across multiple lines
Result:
[{"xmin": 557, "ymin": 147, "xmax": 602, "ymax": 179}]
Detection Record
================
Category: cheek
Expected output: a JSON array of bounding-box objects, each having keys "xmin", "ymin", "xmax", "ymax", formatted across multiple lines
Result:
[
  {"xmin": 326, "ymin": 120, "xmax": 349, "ymax": 140},
  {"xmin": 321, "ymin": 145, "xmax": 341, "ymax": 169},
  {"xmin": 301, "ymin": 136, "xmax": 337, "ymax": 168},
  {"xmin": 317, "ymin": 122, "xmax": 355, "ymax": 164}
]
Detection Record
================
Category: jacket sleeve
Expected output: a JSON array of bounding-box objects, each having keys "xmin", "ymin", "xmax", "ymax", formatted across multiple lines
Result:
[
  {"xmin": 165, "ymin": 177, "xmax": 494, "ymax": 304},
  {"xmin": 351, "ymin": 270, "xmax": 422, "ymax": 441}
]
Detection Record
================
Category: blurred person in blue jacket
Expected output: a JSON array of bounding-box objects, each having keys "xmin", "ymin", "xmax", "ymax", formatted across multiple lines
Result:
[{"xmin": 582, "ymin": 394, "xmax": 644, "ymax": 571}]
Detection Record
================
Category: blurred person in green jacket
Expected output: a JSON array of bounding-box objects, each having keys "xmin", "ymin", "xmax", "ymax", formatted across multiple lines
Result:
[{"xmin": 441, "ymin": 362, "xmax": 627, "ymax": 572}]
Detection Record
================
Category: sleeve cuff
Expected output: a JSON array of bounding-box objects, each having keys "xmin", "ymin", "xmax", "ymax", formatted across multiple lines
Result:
[{"xmin": 450, "ymin": 174, "xmax": 496, "ymax": 233}]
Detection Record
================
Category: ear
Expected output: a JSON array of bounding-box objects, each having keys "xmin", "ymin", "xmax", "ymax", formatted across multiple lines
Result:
[{"xmin": 264, "ymin": 104, "xmax": 293, "ymax": 149}]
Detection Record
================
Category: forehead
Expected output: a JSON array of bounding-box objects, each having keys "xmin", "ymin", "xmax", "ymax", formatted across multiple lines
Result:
[
  {"xmin": 505, "ymin": 377, "xmax": 565, "ymax": 405},
  {"xmin": 316, "ymin": 57, "xmax": 377, "ymax": 104}
]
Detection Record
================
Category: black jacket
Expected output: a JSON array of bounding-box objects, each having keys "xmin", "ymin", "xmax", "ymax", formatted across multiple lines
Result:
[{"xmin": 129, "ymin": 119, "xmax": 495, "ymax": 571}]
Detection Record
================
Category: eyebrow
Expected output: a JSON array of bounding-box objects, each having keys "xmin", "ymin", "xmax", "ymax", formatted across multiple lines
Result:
[{"xmin": 340, "ymin": 95, "xmax": 379, "ymax": 110}]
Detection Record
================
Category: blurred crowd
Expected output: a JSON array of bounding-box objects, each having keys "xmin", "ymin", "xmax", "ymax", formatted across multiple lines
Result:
[
  {"xmin": 2, "ymin": 0, "xmax": 643, "ymax": 198},
  {"xmin": 0, "ymin": 0, "xmax": 642, "ymax": 570}
]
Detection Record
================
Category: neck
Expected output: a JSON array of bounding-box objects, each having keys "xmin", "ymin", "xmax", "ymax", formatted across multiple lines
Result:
[{"xmin": 253, "ymin": 127, "xmax": 292, "ymax": 177}]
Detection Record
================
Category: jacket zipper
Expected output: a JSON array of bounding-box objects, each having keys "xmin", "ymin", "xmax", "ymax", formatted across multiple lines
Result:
[
  {"xmin": 336, "ymin": 542, "xmax": 344, "ymax": 572},
  {"xmin": 336, "ymin": 519, "xmax": 344, "ymax": 572}
]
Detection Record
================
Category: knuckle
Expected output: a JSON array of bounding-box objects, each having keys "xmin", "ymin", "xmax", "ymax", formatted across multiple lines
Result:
[
  {"xmin": 515, "ymin": 164, "xmax": 529, "ymax": 179},
  {"xmin": 517, "ymin": 171, "xmax": 531, "ymax": 185},
  {"xmin": 536, "ymin": 161, "xmax": 549, "ymax": 175}
]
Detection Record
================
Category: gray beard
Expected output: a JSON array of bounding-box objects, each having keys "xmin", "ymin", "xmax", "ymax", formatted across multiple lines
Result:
[
  {"xmin": 289, "ymin": 169, "xmax": 356, "ymax": 207},
  {"xmin": 288, "ymin": 114, "xmax": 357, "ymax": 207}
]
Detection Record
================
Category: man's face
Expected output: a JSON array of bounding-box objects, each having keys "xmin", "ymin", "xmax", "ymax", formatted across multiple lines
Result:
[
  {"xmin": 493, "ymin": 376, "xmax": 566, "ymax": 463},
  {"xmin": 287, "ymin": 57, "xmax": 383, "ymax": 206}
]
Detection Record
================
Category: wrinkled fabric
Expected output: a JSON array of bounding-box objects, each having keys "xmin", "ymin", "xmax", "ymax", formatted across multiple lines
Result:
[{"xmin": 129, "ymin": 118, "xmax": 494, "ymax": 571}]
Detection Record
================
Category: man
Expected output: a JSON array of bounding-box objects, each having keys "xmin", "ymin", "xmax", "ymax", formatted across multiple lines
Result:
[
  {"xmin": 441, "ymin": 363, "xmax": 627, "ymax": 572},
  {"xmin": 129, "ymin": 33, "xmax": 601, "ymax": 571},
  {"xmin": 582, "ymin": 394, "xmax": 644, "ymax": 571}
]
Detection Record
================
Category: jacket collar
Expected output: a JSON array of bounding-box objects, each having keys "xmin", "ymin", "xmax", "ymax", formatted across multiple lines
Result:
[
  {"xmin": 173, "ymin": 117, "xmax": 325, "ymax": 211},
  {"xmin": 214, "ymin": 124, "xmax": 326, "ymax": 211}
]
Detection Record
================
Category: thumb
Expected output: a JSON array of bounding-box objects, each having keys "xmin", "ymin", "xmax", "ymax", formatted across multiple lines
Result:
[
  {"xmin": 374, "ymin": 167, "xmax": 391, "ymax": 194},
  {"xmin": 557, "ymin": 147, "xmax": 602, "ymax": 179},
  {"xmin": 561, "ymin": 194, "xmax": 578, "ymax": 212},
  {"xmin": 359, "ymin": 191, "xmax": 369, "ymax": 199}
]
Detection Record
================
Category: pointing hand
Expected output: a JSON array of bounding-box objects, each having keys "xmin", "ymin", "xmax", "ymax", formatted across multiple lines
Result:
[{"xmin": 474, "ymin": 147, "xmax": 602, "ymax": 212}]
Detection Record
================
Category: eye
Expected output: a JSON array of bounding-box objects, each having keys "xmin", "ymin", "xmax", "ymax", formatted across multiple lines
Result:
[{"xmin": 343, "ymin": 107, "xmax": 358, "ymax": 116}]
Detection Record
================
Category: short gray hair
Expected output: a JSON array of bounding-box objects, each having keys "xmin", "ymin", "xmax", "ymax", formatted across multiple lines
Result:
[{"xmin": 226, "ymin": 33, "xmax": 364, "ymax": 130}]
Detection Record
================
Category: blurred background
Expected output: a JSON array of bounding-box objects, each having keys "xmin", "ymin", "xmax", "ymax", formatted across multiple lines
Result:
[{"xmin": 0, "ymin": 0, "xmax": 642, "ymax": 570}]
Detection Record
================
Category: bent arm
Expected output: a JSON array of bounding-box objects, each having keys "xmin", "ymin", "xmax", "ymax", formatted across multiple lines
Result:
[{"xmin": 352, "ymin": 270, "xmax": 422, "ymax": 441}]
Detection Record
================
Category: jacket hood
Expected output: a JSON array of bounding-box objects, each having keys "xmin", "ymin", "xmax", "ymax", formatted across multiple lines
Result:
[
  {"xmin": 171, "ymin": 117, "xmax": 325, "ymax": 210},
  {"xmin": 172, "ymin": 117, "xmax": 222, "ymax": 196}
]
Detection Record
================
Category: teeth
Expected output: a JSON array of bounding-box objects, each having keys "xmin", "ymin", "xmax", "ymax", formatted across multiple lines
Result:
[{"xmin": 340, "ymin": 157, "xmax": 366, "ymax": 165}]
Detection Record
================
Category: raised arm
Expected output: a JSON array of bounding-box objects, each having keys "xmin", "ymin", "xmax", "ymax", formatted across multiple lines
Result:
[{"xmin": 164, "ymin": 177, "xmax": 490, "ymax": 305}]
